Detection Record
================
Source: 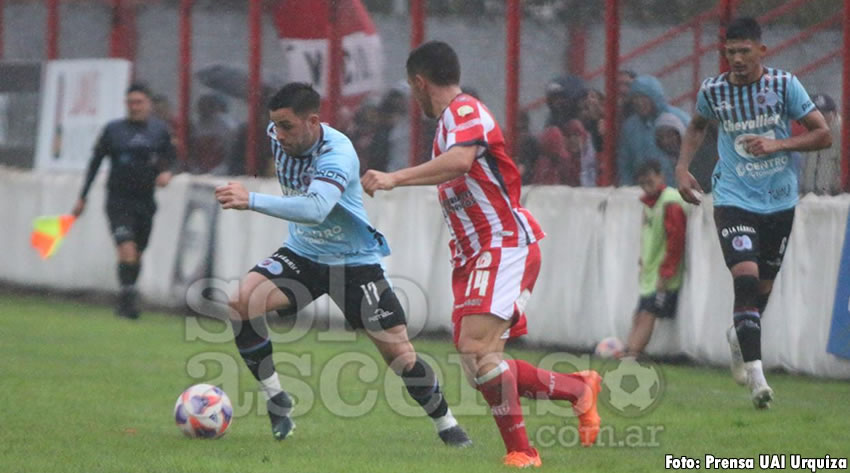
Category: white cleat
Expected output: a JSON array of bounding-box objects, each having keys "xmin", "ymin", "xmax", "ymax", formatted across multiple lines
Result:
[
  {"xmin": 748, "ymin": 378, "xmax": 774, "ymax": 409},
  {"xmin": 726, "ymin": 325, "xmax": 748, "ymax": 386}
]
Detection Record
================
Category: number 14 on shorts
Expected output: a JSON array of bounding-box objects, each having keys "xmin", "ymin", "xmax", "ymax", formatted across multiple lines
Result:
[{"xmin": 465, "ymin": 269, "xmax": 490, "ymax": 297}]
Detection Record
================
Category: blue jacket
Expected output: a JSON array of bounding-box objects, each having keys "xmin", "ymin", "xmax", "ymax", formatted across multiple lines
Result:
[{"xmin": 617, "ymin": 76, "xmax": 690, "ymax": 186}]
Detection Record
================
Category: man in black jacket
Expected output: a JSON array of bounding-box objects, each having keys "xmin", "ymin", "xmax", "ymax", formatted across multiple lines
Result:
[{"xmin": 72, "ymin": 83, "xmax": 176, "ymax": 319}]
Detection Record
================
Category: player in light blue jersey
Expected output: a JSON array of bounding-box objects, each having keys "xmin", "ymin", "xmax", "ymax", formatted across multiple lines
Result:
[
  {"xmin": 676, "ymin": 18, "xmax": 831, "ymax": 409},
  {"xmin": 214, "ymin": 83, "xmax": 470, "ymax": 446}
]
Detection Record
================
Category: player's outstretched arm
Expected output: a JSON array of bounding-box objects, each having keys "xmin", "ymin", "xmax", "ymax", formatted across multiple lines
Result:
[
  {"xmin": 361, "ymin": 145, "xmax": 476, "ymax": 196},
  {"xmin": 675, "ymin": 114, "xmax": 709, "ymax": 205},
  {"xmin": 215, "ymin": 180, "xmax": 342, "ymax": 225}
]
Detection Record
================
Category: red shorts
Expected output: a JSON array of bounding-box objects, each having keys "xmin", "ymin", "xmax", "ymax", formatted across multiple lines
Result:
[{"xmin": 451, "ymin": 243, "xmax": 542, "ymax": 346}]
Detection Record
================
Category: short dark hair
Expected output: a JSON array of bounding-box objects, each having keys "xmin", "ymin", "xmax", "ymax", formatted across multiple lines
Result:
[
  {"xmin": 635, "ymin": 160, "xmax": 662, "ymax": 180},
  {"xmin": 268, "ymin": 82, "xmax": 321, "ymax": 115},
  {"xmin": 406, "ymin": 41, "xmax": 461, "ymax": 86},
  {"xmin": 726, "ymin": 17, "xmax": 762, "ymax": 42},
  {"xmin": 126, "ymin": 83, "xmax": 152, "ymax": 97}
]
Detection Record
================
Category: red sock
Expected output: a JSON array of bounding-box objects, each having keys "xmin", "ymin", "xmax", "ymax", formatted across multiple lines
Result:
[
  {"xmin": 506, "ymin": 359, "xmax": 587, "ymax": 404},
  {"xmin": 476, "ymin": 362, "xmax": 532, "ymax": 455}
]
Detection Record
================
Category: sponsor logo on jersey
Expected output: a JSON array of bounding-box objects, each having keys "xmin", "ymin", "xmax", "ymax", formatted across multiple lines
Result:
[
  {"xmin": 441, "ymin": 189, "xmax": 477, "ymax": 214},
  {"xmin": 457, "ymin": 105, "xmax": 474, "ymax": 117},
  {"xmin": 722, "ymin": 113, "xmax": 782, "ymax": 133},
  {"xmin": 713, "ymin": 101, "xmax": 735, "ymax": 113},
  {"xmin": 294, "ymin": 224, "xmax": 345, "ymax": 243},
  {"xmin": 735, "ymin": 155, "xmax": 789, "ymax": 178}
]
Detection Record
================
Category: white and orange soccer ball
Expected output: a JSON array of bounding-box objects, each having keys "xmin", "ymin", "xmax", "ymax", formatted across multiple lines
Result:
[
  {"xmin": 594, "ymin": 336, "xmax": 625, "ymax": 359},
  {"xmin": 174, "ymin": 384, "xmax": 233, "ymax": 439}
]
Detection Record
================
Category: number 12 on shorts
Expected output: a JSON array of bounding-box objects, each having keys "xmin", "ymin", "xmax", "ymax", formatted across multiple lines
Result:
[
  {"xmin": 465, "ymin": 270, "xmax": 490, "ymax": 297},
  {"xmin": 360, "ymin": 282, "xmax": 380, "ymax": 306}
]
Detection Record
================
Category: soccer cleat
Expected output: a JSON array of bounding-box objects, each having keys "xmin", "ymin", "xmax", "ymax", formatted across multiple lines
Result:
[
  {"xmin": 503, "ymin": 449, "xmax": 542, "ymax": 468},
  {"xmin": 116, "ymin": 288, "xmax": 139, "ymax": 320},
  {"xmin": 267, "ymin": 391, "xmax": 296, "ymax": 440},
  {"xmin": 748, "ymin": 376, "xmax": 774, "ymax": 409},
  {"xmin": 438, "ymin": 424, "xmax": 472, "ymax": 448},
  {"xmin": 726, "ymin": 325, "xmax": 747, "ymax": 385},
  {"xmin": 574, "ymin": 370, "xmax": 602, "ymax": 447}
]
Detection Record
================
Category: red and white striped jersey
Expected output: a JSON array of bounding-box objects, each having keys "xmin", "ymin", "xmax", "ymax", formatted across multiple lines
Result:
[{"xmin": 433, "ymin": 94, "xmax": 545, "ymax": 267}]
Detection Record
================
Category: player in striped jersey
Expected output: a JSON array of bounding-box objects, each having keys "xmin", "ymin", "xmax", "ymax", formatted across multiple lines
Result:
[
  {"xmin": 676, "ymin": 18, "xmax": 831, "ymax": 408},
  {"xmin": 362, "ymin": 41, "xmax": 601, "ymax": 468},
  {"xmin": 215, "ymin": 83, "xmax": 470, "ymax": 446}
]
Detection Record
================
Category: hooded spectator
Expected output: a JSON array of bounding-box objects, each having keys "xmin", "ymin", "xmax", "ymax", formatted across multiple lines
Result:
[
  {"xmin": 617, "ymin": 75, "xmax": 689, "ymax": 186},
  {"xmin": 545, "ymin": 75, "xmax": 587, "ymax": 128}
]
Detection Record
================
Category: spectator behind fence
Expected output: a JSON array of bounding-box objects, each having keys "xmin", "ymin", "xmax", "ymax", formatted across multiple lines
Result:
[
  {"xmin": 654, "ymin": 112, "xmax": 686, "ymax": 166},
  {"xmin": 534, "ymin": 122, "xmax": 579, "ymax": 186},
  {"xmin": 349, "ymin": 100, "xmax": 383, "ymax": 173},
  {"xmin": 545, "ymin": 75, "xmax": 586, "ymax": 128},
  {"xmin": 618, "ymin": 69, "xmax": 637, "ymax": 119},
  {"xmin": 227, "ymin": 93, "xmax": 275, "ymax": 177},
  {"xmin": 564, "ymin": 119, "xmax": 597, "ymax": 187},
  {"xmin": 514, "ymin": 111, "xmax": 540, "ymax": 184},
  {"xmin": 380, "ymin": 88, "xmax": 410, "ymax": 172},
  {"xmin": 800, "ymin": 93, "xmax": 842, "ymax": 195},
  {"xmin": 188, "ymin": 94, "xmax": 236, "ymax": 175},
  {"xmin": 577, "ymin": 88, "xmax": 605, "ymax": 153},
  {"xmin": 617, "ymin": 75, "xmax": 689, "ymax": 186}
]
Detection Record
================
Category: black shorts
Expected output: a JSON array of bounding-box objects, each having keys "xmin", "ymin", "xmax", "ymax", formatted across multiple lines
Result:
[
  {"xmin": 637, "ymin": 290, "xmax": 679, "ymax": 318},
  {"xmin": 714, "ymin": 206, "xmax": 795, "ymax": 281},
  {"xmin": 249, "ymin": 247, "xmax": 406, "ymax": 332},
  {"xmin": 106, "ymin": 196, "xmax": 156, "ymax": 252}
]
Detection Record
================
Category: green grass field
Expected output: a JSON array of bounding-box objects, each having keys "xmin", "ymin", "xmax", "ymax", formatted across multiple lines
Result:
[{"xmin": 1, "ymin": 294, "xmax": 848, "ymax": 473}]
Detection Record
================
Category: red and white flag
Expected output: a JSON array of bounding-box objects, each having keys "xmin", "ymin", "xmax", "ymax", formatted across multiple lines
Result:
[{"xmin": 275, "ymin": 0, "xmax": 383, "ymax": 110}]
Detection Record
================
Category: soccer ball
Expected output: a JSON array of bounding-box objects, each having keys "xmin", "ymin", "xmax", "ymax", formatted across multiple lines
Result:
[
  {"xmin": 174, "ymin": 384, "xmax": 233, "ymax": 439},
  {"xmin": 594, "ymin": 336, "xmax": 625, "ymax": 359}
]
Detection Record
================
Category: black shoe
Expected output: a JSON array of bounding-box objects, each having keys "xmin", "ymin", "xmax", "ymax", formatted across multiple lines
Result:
[
  {"xmin": 116, "ymin": 288, "xmax": 139, "ymax": 320},
  {"xmin": 267, "ymin": 391, "xmax": 295, "ymax": 440},
  {"xmin": 438, "ymin": 425, "xmax": 472, "ymax": 448}
]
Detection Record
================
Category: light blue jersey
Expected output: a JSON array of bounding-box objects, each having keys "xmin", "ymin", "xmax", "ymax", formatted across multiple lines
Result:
[
  {"xmin": 248, "ymin": 123, "xmax": 390, "ymax": 265},
  {"xmin": 695, "ymin": 68, "xmax": 816, "ymax": 214}
]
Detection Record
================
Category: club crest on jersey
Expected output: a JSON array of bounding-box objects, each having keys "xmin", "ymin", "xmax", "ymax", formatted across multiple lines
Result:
[
  {"xmin": 756, "ymin": 89, "xmax": 779, "ymax": 107},
  {"xmin": 457, "ymin": 105, "xmax": 474, "ymax": 117},
  {"xmin": 475, "ymin": 251, "xmax": 492, "ymax": 268}
]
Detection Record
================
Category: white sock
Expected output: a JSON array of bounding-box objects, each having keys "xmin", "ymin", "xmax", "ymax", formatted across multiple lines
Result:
[
  {"xmin": 744, "ymin": 360, "xmax": 766, "ymax": 385},
  {"xmin": 259, "ymin": 374, "xmax": 283, "ymax": 401},
  {"xmin": 432, "ymin": 409, "xmax": 458, "ymax": 432}
]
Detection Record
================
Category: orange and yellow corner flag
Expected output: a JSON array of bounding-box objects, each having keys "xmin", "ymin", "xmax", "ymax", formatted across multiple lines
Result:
[{"xmin": 30, "ymin": 215, "xmax": 76, "ymax": 259}]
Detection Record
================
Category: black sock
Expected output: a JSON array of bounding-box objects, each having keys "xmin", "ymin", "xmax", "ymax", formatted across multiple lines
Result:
[
  {"xmin": 231, "ymin": 317, "xmax": 275, "ymax": 381},
  {"xmin": 756, "ymin": 293, "xmax": 770, "ymax": 317},
  {"xmin": 118, "ymin": 262, "xmax": 140, "ymax": 287},
  {"xmin": 401, "ymin": 357, "xmax": 449, "ymax": 420},
  {"xmin": 734, "ymin": 310, "xmax": 762, "ymax": 362}
]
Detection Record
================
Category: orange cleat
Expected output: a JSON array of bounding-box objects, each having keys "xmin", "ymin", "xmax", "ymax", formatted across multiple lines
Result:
[
  {"xmin": 503, "ymin": 448, "xmax": 542, "ymax": 468},
  {"xmin": 574, "ymin": 370, "xmax": 602, "ymax": 447}
]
